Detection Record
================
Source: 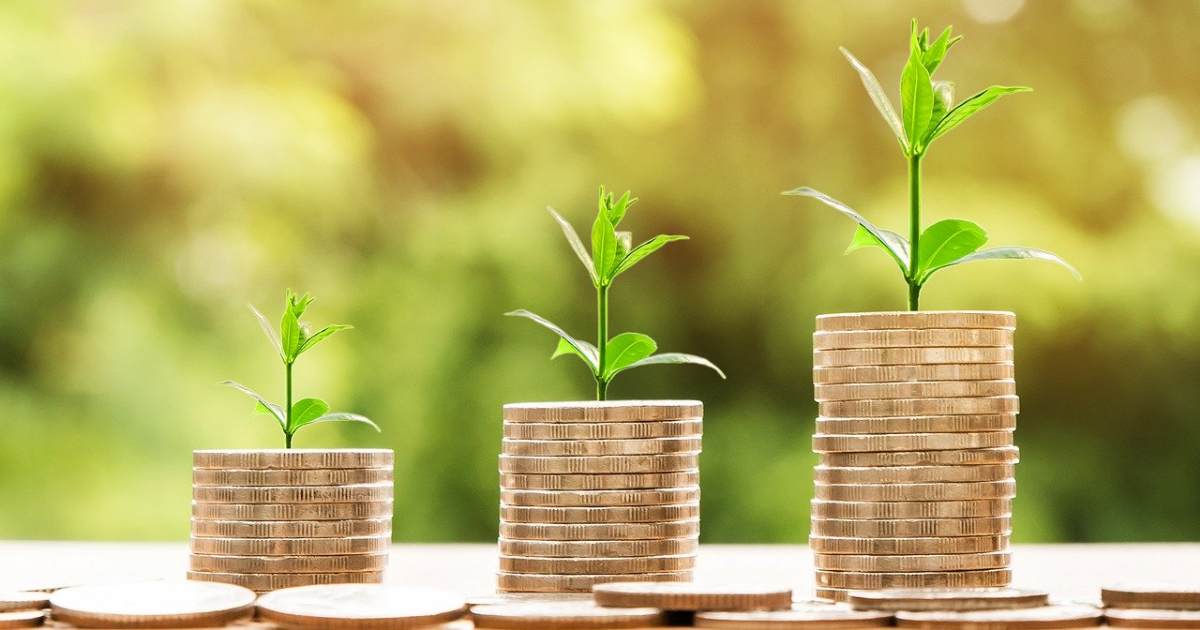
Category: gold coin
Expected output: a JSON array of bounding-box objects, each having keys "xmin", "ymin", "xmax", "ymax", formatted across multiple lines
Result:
[
  {"xmin": 190, "ymin": 518, "xmax": 392, "ymax": 538},
  {"xmin": 820, "ymin": 447, "xmax": 1019, "ymax": 468},
  {"xmin": 189, "ymin": 535, "xmax": 391, "ymax": 556},
  {"xmin": 809, "ymin": 535, "xmax": 1008, "ymax": 555},
  {"xmin": 1102, "ymin": 584, "xmax": 1200, "ymax": 610},
  {"xmin": 816, "ymin": 312, "xmax": 1015, "ymax": 332},
  {"xmin": 498, "ymin": 554, "xmax": 695, "ymax": 575},
  {"xmin": 192, "ymin": 483, "xmax": 393, "ymax": 504},
  {"xmin": 814, "ymin": 465, "xmax": 1014, "ymax": 485},
  {"xmin": 500, "ymin": 471, "xmax": 699, "ymax": 491},
  {"xmin": 814, "ymin": 364, "xmax": 1015, "ymax": 385},
  {"xmin": 815, "ymin": 381, "xmax": 1016, "ymax": 402},
  {"xmin": 592, "ymin": 582, "xmax": 793, "ymax": 611},
  {"xmin": 192, "ymin": 467, "xmax": 393, "ymax": 487},
  {"xmin": 814, "ymin": 329, "xmax": 1013, "ymax": 350},
  {"xmin": 504, "ymin": 420, "xmax": 703, "ymax": 440},
  {"xmin": 188, "ymin": 553, "xmax": 388, "ymax": 574},
  {"xmin": 815, "ymin": 415, "xmax": 1016, "ymax": 435},
  {"xmin": 498, "ymin": 537, "xmax": 699, "ymax": 558},
  {"xmin": 49, "ymin": 580, "xmax": 256, "ymax": 628},
  {"xmin": 813, "ymin": 481, "xmax": 1016, "ymax": 502},
  {"xmin": 819, "ymin": 397, "xmax": 1019, "ymax": 418},
  {"xmin": 499, "ymin": 519, "xmax": 700, "ymax": 541},
  {"xmin": 811, "ymin": 499, "xmax": 1011, "ymax": 520},
  {"xmin": 816, "ymin": 569, "xmax": 1012, "ymax": 590},
  {"xmin": 810, "ymin": 516, "xmax": 1012, "ymax": 538},
  {"xmin": 814, "ymin": 552, "xmax": 1011, "ymax": 572},
  {"xmin": 499, "ymin": 503, "xmax": 700, "ymax": 524},
  {"xmin": 191, "ymin": 501, "xmax": 393, "ymax": 521},
  {"xmin": 814, "ymin": 348, "xmax": 1013, "ymax": 368},
  {"xmin": 256, "ymin": 584, "xmax": 466, "ymax": 630},
  {"xmin": 502, "ymin": 438, "xmax": 702, "ymax": 457},
  {"xmin": 192, "ymin": 449, "xmax": 393, "ymax": 470},
  {"xmin": 1104, "ymin": 609, "xmax": 1200, "ymax": 628},
  {"xmin": 0, "ymin": 613, "xmax": 43, "ymax": 629},
  {"xmin": 813, "ymin": 589, "xmax": 852, "ymax": 603},
  {"xmin": 504, "ymin": 402, "xmax": 702, "ymax": 423},
  {"xmin": 848, "ymin": 588, "xmax": 1050, "ymax": 612},
  {"xmin": 893, "ymin": 605, "xmax": 1102, "ymax": 630},
  {"xmin": 694, "ymin": 606, "xmax": 893, "ymax": 629},
  {"xmin": 0, "ymin": 594, "xmax": 49, "ymax": 613},
  {"xmin": 186, "ymin": 570, "xmax": 383, "ymax": 593},
  {"xmin": 501, "ymin": 487, "xmax": 700, "ymax": 507},
  {"xmin": 498, "ymin": 454, "xmax": 699, "ymax": 474},
  {"xmin": 466, "ymin": 594, "xmax": 593, "ymax": 608},
  {"xmin": 470, "ymin": 602, "xmax": 666, "ymax": 629},
  {"xmin": 813, "ymin": 433, "xmax": 1013, "ymax": 454},
  {"xmin": 497, "ymin": 571, "xmax": 693, "ymax": 594}
]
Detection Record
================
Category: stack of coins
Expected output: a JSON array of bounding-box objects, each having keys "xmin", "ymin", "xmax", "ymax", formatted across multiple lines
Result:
[
  {"xmin": 1103, "ymin": 584, "xmax": 1200, "ymax": 629},
  {"xmin": 189, "ymin": 449, "xmax": 394, "ymax": 593},
  {"xmin": 810, "ymin": 312, "xmax": 1019, "ymax": 601},
  {"xmin": 498, "ymin": 401, "xmax": 703, "ymax": 593}
]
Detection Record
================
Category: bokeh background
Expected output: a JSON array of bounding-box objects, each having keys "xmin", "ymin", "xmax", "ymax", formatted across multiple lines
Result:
[{"xmin": 1, "ymin": 0, "xmax": 1198, "ymax": 543}]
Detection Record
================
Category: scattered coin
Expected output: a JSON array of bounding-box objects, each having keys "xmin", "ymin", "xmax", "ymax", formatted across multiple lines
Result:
[
  {"xmin": 813, "ymin": 481, "xmax": 1017, "ymax": 502},
  {"xmin": 0, "ymin": 612, "xmax": 44, "ymax": 629},
  {"xmin": 192, "ymin": 467, "xmax": 393, "ymax": 487},
  {"xmin": 848, "ymin": 588, "xmax": 1051, "ymax": 612},
  {"xmin": 499, "ymin": 471, "xmax": 699, "ymax": 491},
  {"xmin": 810, "ymin": 516, "xmax": 1012, "ymax": 538},
  {"xmin": 814, "ymin": 348, "xmax": 1013, "ymax": 368},
  {"xmin": 499, "ymin": 519, "xmax": 700, "ymax": 541},
  {"xmin": 186, "ymin": 570, "xmax": 383, "ymax": 592},
  {"xmin": 498, "ymin": 537, "xmax": 699, "ymax": 558},
  {"xmin": 190, "ymin": 517, "xmax": 392, "ymax": 539},
  {"xmin": 502, "ymin": 438, "xmax": 703, "ymax": 457},
  {"xmin": 189, "ymin": 535, "xmax": 391, "ymax": 556},
  {"xmin": 470, "ymin": 602, "xmax": 666, "ymax": 629},
  {"xmin": 819, "ymin": 397, "xmax": 1019, "ymax": 418},
  {"xmin": 0, "ymin": 594, "xmax": 49, "ymax": 613},
  {"xmin": 814, "ymin": 465, "xmax": 1014, "ymax": 485},
  {"xmin": 809, "ymin": 535, "xmax": 1008, "ymax": 556},
  {"xmin": 500, "ymin": 503, "xmax": 700, "ymax": 524},
  {"xmin": 820, "ymin": 447, "xmax": 1019, "ymax": 468},
  {"xmin": 466, "ymin": 594, "xmax": 593, "ymax": 608},
  {"xmin": 894, "ymin": 604, "xmax": 1101, "ymax": 629},
  {"xmin": 815, "ymin": 312, "xmax": 1015, "ymax": 331},
  {"xmin": 504, "ymin": 420, "xmax": 704, "ymax": 440},
  {"xmin": 814, "ymin": 551, "xmax": 1011, "ymax": 572},
  {"xmin": 191, "ymin": 501, "xmax": 394, "ymax": 521},
  {"xmin": 814, "ymin": 381, "xmax": 1016, "ymax": 402},
  {"xmin": 813, "ymin": 329, "xmax": 1013, "ymax": 350},
  {"xmin": 813, "ymin": 433, "xmax": 1013, "ymax": 454},
  {"xmin": 695, "ymin": 605, "xmax": 893, "ymax": 629},
  {"xmin": 1101, "ymin": 584, "xmax": 1200, "ymax": 609},
  {"xmin": 815, "ymin": 415, "xmax": 1016, "ymax": 435},
  {"xmin": 49, "ymin": 580, "xmax": 256, "ymax": 628},
  {"xmin": 817, "ymin": 569, "xmax": 1013, "ymax": 590},
  {"xmin": 592, "ymin": 582, "xmax": 793, "ymax": 611},
  {"xmin": 499, "ymin": 454, "xmax": 700, "ymax": 474},
  {"xmin": 1104, "ymin": 608, "xmax": 1200, "ymax": 628},
  {"xmin": 499, "ymin": 554, "xmax": 695, "ymax": 575},
  {"xmin": 192, "ymin": 449, "xmax": 393, "ymax": 470},
  {"xmin": 496, "ymin": 572, "xmax": 692, "ymax": 594},
  {"xmin": 189, "ymin": 552, "xmax": 387, "ymax": 574},
  {"xmin": 501, "ymin": 487, "xmax": 700, "ymax": 507},
  {"xmin": 503, "ymin": 402, "xmax": 703, "ymax": 423},
  {"xmin": 813, "ymin": 364, "xmax": 1015, "ymax": 385},
  {"xmin": 192, "ymin": 483, "xmax": 394, "ymax": 504},
  {"xmin": 256, "ymin": 584, "xmax": 466, "ymax": 630}
]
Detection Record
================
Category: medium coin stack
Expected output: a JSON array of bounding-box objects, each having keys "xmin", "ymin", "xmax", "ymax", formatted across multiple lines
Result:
[
  {"xmin": 810, "ymin": 312, "xmax": 1019, "ymax": 602},
  {"xmin": 498, "ymin": 401, "xmax": 703, "ymax": 593},
  {"xmin": 189, "ymin": 449, "xmax": 394, "ymax": 593}
]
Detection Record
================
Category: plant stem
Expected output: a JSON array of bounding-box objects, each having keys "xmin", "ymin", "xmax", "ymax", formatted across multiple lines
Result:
[
  {"xmin": 596, "ymin": 284, "xmax": 609, "ymax": 401},
  {"xmin": 285, "ymin": 361, "xmax": 294, "ymax": 449},
  {"xmin": 907, "ymin": 153, "xmax": 923, "ymax": 311}
]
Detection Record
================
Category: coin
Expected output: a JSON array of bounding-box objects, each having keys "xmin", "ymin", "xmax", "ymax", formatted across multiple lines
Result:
[
  {"xmin": 498, "ymin": 554, "xmax": 695, "ymax": 575},
  {"xmin": 814, "ymin": 552, "xmax": 1011, "ymax": 572},
  {"xmin": 470, "ymin": 602, "xmax": 666, "ymax": 629},
  {"xmin": 814, "ymin": 364, "xmax": 1015, "ymax": 385},
  {"xmin": 501, "ymin": 487, "xmax": 700, "ymax": 507},
  {"xmin": 819, "ymin": 397, "xmax": 1019, "ymax": 418},
  {"xmin": 592, "ymin": 582, "xmax": 793, "ymax": 611},
  {"xmin": 848, "ymin": 588, "xmax": 1050, "ymax": 612},
  {"xmin": 814, "ymin": 329, "xmax": 1013, "ymax": 350},
  {"xmin": 189, "ymin": 535, "xmax": 391, "ymax": 556},
  {"xmin": 499, "ymin": 471, "xmax": 699, "ymax": 490},
  {"xmin": 191, "ymin": 501, "xmax": 393, "ymax": 521},
  {"xmin": 192, "ymin": 467, "xmax": 393, "ymax": 487},
  {"xmin": 816, "ymin": 569, "xmax": 1012, "ymax": 590},
  {"xmin": 189, "ymin": 553, "xmax": 388, "ymax": 574},
  {"xmin": 190, "ymin": 518, "xmax": 392, "ymax": 539},
  {"xmin": 186, "ymin": 570, "xmax": 383, "ymax": 592},
  {"xmin": 695, "ymin": 606, "xmax": 893, "ymax": 629},
  {"xmin": 893, "ymin": 605, "xmax": 1101, "ymax": 629},
  {"xmin": 1104, "ymin": 609, "xmax": 1200, "ymax": 628},
  {"xmin": 499, "ymin": 503, "xmax": 700, "ymax": 524},
  {"xmin": 815, "ymin": 381, "xmax": 1016, "ymax": 402},
  {"xmin": 813, "ymin": 465, "xmax": 1014, "ymax": 485},
  {"xmin": 815, "ymin": 415, "xmax": 1016, "ymax": 435},
  {"xmin": 504, "ymin": 401, "xmax": 702, "ymax": 423},
  {"xmin": 0, "ymin": 594, "xmax": 49, "ymax": 613},
  {"xmin": 49, "ymin": 580, "xmax": 256, "ymax": 628},
  {"xmin": 811, "ymin": 500, "xmax": 1011, "ymax": 520},
  {"xmin": 816, "ymin": 312, "xmax": 1015, "ymax": 331},
  {"xmin": 498, "ymin": 454, "xmax": 699, "ymax": 474},
  {"xmin": 814, "ymin": 348, "xmax": 1013, "ymax": 368},
  {"xmin": 466, "ymin": 594, "xmax": 593, "ymax": 608},
  {"xmin": 192, "ymin": 483, "xmax": 394, "ymax": 504},
  {"xmin": 257, "ymin": 584, "xmax": 466, "ymax": 630},
  {"xmin": 813, "ymin": 589, "xmax": 852, "ymax": 603},
  {"xmin": 814, "ymin": 481, "xmax": 1016, "ymax": 502},
  {"xmin": 813, "ymin": 433, "xmax": 1013, "ymax": 454},
  {"xmin": 820, "ymin": 448, "xmax": 1019, "ymax": 468},
  {"xmin": 498, "ymin": 537, "xmax": 699, "ymax": 558},
  {"xmin": 502, "ymin": 438, "xmax": 703, "ymax": 456},
  {"xmin": 1101, "ymin": 584, "xmax": 1200, "ymax": 609},
  {"xmin": 0, "ymin": 612, "xmax": 43, "ymax": 629},
  {"xmin": 499, "ymin": 519, "xmax": 700, "ymax": 541},
  {"xmin": 504, "ymin": 420, "xmax": 703, "ymax": 440},
  {"xmin": 810, "ymin": 516, "xmax": 1012, "ymax": 538},
  {"xmin": 192, "ymin": 449, "xmax": 393, "ymax": 470},
  {"xmin": 809, "ymin": 535, "xmax": 1008, "ymax": 555},
  {"xmin": 497, "ymin": 572, "xmax": 693, "ymax": 593}
]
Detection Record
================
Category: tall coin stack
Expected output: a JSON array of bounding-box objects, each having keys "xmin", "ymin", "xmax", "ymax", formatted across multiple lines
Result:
[
  {"xmin": 809, "ymin": 312, "xmax": 1019, "ymax": 602},
  {"xmin": 498, "ymin": 401, "xmax": 703, "ymax": 593},
  {"xmin": 189, "ymin": 449, "xmax": 394, "ymax": 593}
]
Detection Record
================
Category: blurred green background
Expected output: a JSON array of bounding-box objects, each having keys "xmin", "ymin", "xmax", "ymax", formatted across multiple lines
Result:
[{"xmin": 1, "ymin": 0, "xmax": 1197, "ymax": 543}]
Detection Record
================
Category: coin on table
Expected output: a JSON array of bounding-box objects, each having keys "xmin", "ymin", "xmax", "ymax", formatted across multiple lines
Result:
[
  {"xmin": 814, "ymin": 552, "xmax": 1011, "ymax": 572},
  {"xmin": 189, "ymin": 535, "xmax": 391, "ymax": 556},
  {"xmin": 502, "ymin": 438, "xmax": 703, "ymax": 457},
  {"xmin": 186, "ymin": 570, "xmax": 383, "ymax": 592},
  {"xmin": 820, "ymin": 447, "xmax": 1019, "ymax": 468},
  {"xmin": 695, "ymin": 605, "xmax": 893, "ymax": 629},
  {"xmin": 257, "ymin": 584, "xmax": 466, "ymax": 630},
  {"xmin": 1105, "ymin": 609, "xmax": 1200, "ymax": 628},
  {"xmin": 848, "ymin": 588, "xmax": 1050, "ymax": 612},
  {"xmin": 592, "ymin": 582, "xmax": 793, "ymax": 611},
  {"xmin": 499, "ymin": 519, "xmax": 700, "ymax": 541},
  {"xmin": 813, "ymin": 364, "xmax": 1015, "ymax": 385},
  {"xmin": 814, "ymin": 347, "xmax": 1013, "ymax": 368},
  {"xmin": 470, "ymin": 602, "xmax": 666, "ymax": 629},
  {"xmin": 0, "ymin": 594, "xmax": 49, "ymax": 613},
  {"xmin": 498, "ymin": 454, "xmax": 699, "ymax": 475},
  {"xmin": 192, "ymin": 467, "xmax": 393, "ymax": 487},
  {"xmin": 808, "ymin": 535, "xmax": 1008, "ymax": 556},
  {"xmin": 815, "ymin": 415, "xmax": 1016, "ymax": 435},
  {"xmin": 190, "ymin": 518, "xmax": 392, "ymax": 539},
  {"xmin": 466, "ymin": 594, "xmax": 593, "ymax": 608},
  {"xmin": 499, "ymin": 471, "xmax": 699, "ymax": 491},
  {"xmin": 496, "ymin": 572, "xmax": 692, "ymax": 594},
  {"xmin": 816, "ymin": 570, "xmax": 1012, "ymax": 590},
  {"xmin": 0, "ymin": 612, "xmax": 44, "ymax": 629},
  {"xmin": 501, "ymin": 487, "xmax": 700, "ymax": 507},
  {"xmin": 192, "ymin": 449, "xmax": 393, "ymax": 470},
  {"xmin": 813, "ymin": 329, "xmax": 1013, "ymax": 350},
  {"xmin": 894, "ymin": 605, "xmax": 1101, "ymax": 629},
  {"xmin": 814, "ymin": 380, "xmax": 1016, "ymax": 402},
  {"xmin": 819, "ymin": 397, "xmax": 1019, "ymax": 418},
  {"xmin": 499, "ymin": 537, "xmax": 699, "ymax": 558},
  {"xmin": 188, "ymin": 553, "xmax": 387, "ymax": 574},
  {"xmin": 504, "ymin": 420, "xmax": 703, "ymax": 441},
  {"xmin": 1102, "ymin": 584, "xmax": 1200, "ymax": 609},
  {"xmin": 499, "ymin": 503, "xmax": 700, "ymax": 524},
  {"xmin": 815, "ymin": 312, "xmax": 1016, "ymax": 332},
  {"xmin": 813, "ymin": 481, "xmax": 1017, "ymax": 502},
  {"xmin": 810, "ymin": 516, "xmax": 1011, "ymax": 538},
  {"xmin": 503, "ymin": 402, "xmax": 702, "ymax": 423},
  {"xmin": 498, "ymin": 554, "xmax": 695, "ymax": 575},
  {"xmin": 191, "ymin": 501, "xmax": 394, "ymax": 521},
  {"xmin": 814, "ymin": 465, "xmax": 1015, "ymax": 485},
  {"xmin": 49, "ymin": 580, "xmax": 256, "ymax": 628},
  {"xmin": 811, "ymin": 499, "xmax": 1011, "ymax": 520},
  {"xmin": 813, "ymin": 433, "xmax": 1013, "ymax": 454},
  {"xmin": 192, "ymin": 483, "xmax": 394, "ymax": 504}
]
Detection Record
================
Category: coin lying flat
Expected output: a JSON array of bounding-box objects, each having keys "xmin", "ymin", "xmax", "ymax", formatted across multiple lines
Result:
[
  {"xmin": 894, "ymin": 605, "xmax": 1101, "ymax": 629},
  {"xmin": 813, "ymin": 481, "xmax": 1017, "ymax": 502},
  {"xmin": 813, "ymin": 364, "xmax": 1015, "ymax": 385},
  {"xmin": 498, "ymin": 554, "xmax": 695, "ymax": 575},
  {"xmin": 186, "ymin": 570, "xmax": 383, "ymax": 592},
  {"xmin": 814, "ymin": 381, "xmax": 1016, "ymax": 402},
  {"xmin": 814, "ymin": 347, "xmax": 1013, "ymax": 368},
  {"xmin": 815, "ymin": 415, "xmax": 1016, "ymax": 435},
  {"xmin": 813, "ymin": 433, "xmax": 1013, "ymax": 454},
  {"xmin": 499, "ymin": 519, "xmax": 700, "ymax": 541},
  {"xmin": 496, "ymin": 572, "xmax": 692, "ymax": 594},
  {"xmin": 504, "ymin": 420, "xmax": 704, "ymax": 440},
  {"xmin": 466, "ymin": 594, "xmax": 593, "ymax": 608},
  {"xmin": 501, "ymin": 487, "xmax": 700, "ymax": 507},
  {"xmin": 817, "ymin": 569, "xmax": 1012, "ymax": 590},
  {"xmin": 1101, "ymin": 584, "xmax": 1200, "ymax": 609},
  {"xmin": 192, "ymin": 501, "xmax": 394, "ymax": 521},
  {"xmin": 819, "ymin": 397, "xmax": 1019, "ymax": 418},
  {"xmin": 810, "ymin": 516, "xmax": 1011, "ymax": 538},
  {"xmin": 809, "ymin": 535, "xmax": 1008, "ymax": 556},
  {"xmin": 257, "ymin": 584, "xmax": 466, "ymax": 630},
  {"xmin": 1105, "ymin": 609, "xmax": 1200, "ymax": 628},
  {"xmin": 848, "ymin": 588, "xmax": 1050, "ymax": 612},
  {"xmin": 498, "ymin": 454, "xmax": 699, "ymax": 474},
  {"xmin": 192, "ymin": 449, "xmax": 393, "ymax": 470},
  {"xmin": 192, "ymin": 467, "xmax": 393, "ymax": 487},
  {"xmin": 498, "ymin": 537, "xmax": 699, "ymax": 558},
  {"xmin": 592, "ymin": 582, "xmax": 793, "ymax": 611},
  {"xmin": 49, "ymin": 580, "xmax": 256, "ymax": 628},
  {"xmin": 190, "ymin": 518, "xmax": 392, "ymax": 539},
  {"xmin": 0, "ymin": 594, "xmax": 49, "ymax": 613},
  {"xmin": 811, "ymin": 500, "xmax": 1011, "ymax": 520},
  {"xmin": 813, "ymin": 465, "xmax": 1014, "ymax": 485},
  {"xmin": 189, "ymin": 553, "xmax": 387, "ymax": 574},
  {"xmin": 470, "ymin": 602, "xmax": 666, "ymax": 629},
  {"xmin": 813, "ymin": 551, "xmax": 1011, "ymax": 572},
  {"xmin": 0, "ymin": 612, "xmax": 44, "ymax": 629},
  {"xmin": 499, "ymin": 471, "xmax": 699, "ymax": 491},
  {"xmin": 813, "ymin": 589, "xmax": 853, "ymax": 603},
  {"xmin": 503, "ymin": 402, "xmax": 702, "ymax": 423},
  {"xmin": 499, "ymin": 503, "xmax": 700, "ymax": 524},
  {"xmin": 192, "ymin": 483, "xmax": 394, "ymax": 504},
  {"xmin": 820, "ymin": 448, "xmax": 1019, "ymax": 468},
  {"xmin": 813, "ymin": 329, "xmax": 1013, "ymax": 350},
  {"xmin": 695, "ymin": 605, "xmax": 893, "ymax": 629},
  {"xmin": 189, "ymin": 535, "xmax": 391, "ymax": 556},
  {"xmin": 816, "ymin": 312, "xmax": 1016, "ymax": 331},
  {"xmin": 502, "ymin": 438, "xmax": 702, "ymax": 457}
]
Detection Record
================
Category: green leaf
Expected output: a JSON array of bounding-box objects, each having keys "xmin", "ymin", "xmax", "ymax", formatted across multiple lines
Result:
[
  {"xmin": 938, "ymin": 246, "xmax": 1082, "ymax": 280},
  {"xmin": 298, "ymin": 324, "xmax": 352, "ymax": 355},
  {"xmin": 605, "ymin": 189, "xmax": 635, "ymax": 227},
  {"xmin": 506, "ymin": 310, "xmax": 599, "ymax": 374},
  {"xmin": 290, "ymin": 398, "xmax": 330, "ymax": 430},
  {"xmin": 220, "ymin": 381, "xmax": 285, "ymax": 430},
  {"xmin": 921, "ymin": 26, "xmax": 956, "ymax": 74},
  {"xmin": 900, "ymin": 35, "xmax": 935, "ymax": 154},
  {"xmin": 783, "ymin": 187, "xmax": 909, "ymax": 273},
  {"xmin": 603, "ymin": 333, "xmax": 657, "ymax": 378},
  {"xmin": 613, "ymin": 352, "xmax": 726, "ymax": 379},
  {"xmin": 927, "ymin": 86, "xmax": 1032, "ymax": 144},
  {"xmin": 614, "ymin": 231, "xmax": 632, "ymax": 260},
  {"xmin": 248, "ymin": 304, "xmax": 284, "ymax": 361},
  {"xmin": 929, "ymin": 81, "xmax": 954, "ymax": 133},
  {"xmin": 299, "ymin": 412, "xmax": 381, "ymax": 432},
  {"xmin": 845, "ymin": 224, "xmax": 912, "ymax": 272},
  {"xmin": 915, "ymin": 219, "xmax": 989, "ymax": 284},
  {"xmin": 280, "ymin": 309, "xmax": 301, "ymax": 363},
  {"xmin": 610, "ymin": 235, "xmax": 688, "ymax": 279},
  {"xmin": 592, "ymin": 211, "xmax": 619, "ymax": 285},
  {"xmin": 840, "ymin": 47, "xmax": 907, "ymax": 150},
  {"xmin": 286, "ymin": 289, "xmax": 313, "ymax": 320},
  {"xmin": 547, "ymin": 206, "xmax": 598, "ymax": 285},
  {"xmin": 552, "ymin": 337, "xmax": 602, "ymax": 372}
]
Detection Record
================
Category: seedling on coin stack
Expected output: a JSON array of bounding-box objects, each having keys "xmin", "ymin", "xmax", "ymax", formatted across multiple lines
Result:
[{"xmin": 783, "ymin": 21, "xmax": 1079, "ymax": 600}]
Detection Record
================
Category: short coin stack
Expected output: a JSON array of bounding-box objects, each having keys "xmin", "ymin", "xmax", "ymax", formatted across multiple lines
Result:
[
  {"xmin": 190, "ymin": 449, "xmax": 394, "ymax": 593},
  {"xmin": 1103, "ymin": 584, "xmax": 1200, "ymax": 629},
  {"xmin": 810, "ymin": 312, "xmax": 1019, "ymax": 601},
  {"xmin": 498, "ymin": 401, "xmax": 703, "ymax": 592}
]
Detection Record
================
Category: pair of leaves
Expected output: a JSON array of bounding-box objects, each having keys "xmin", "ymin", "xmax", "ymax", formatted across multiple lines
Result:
[
  {"xmin": 251, "ymin": 290, "xmax": 352, "ymax": 364},
  {"xmin": 222, "ymin": 382, "xmax": 380, "ymax": 436}
]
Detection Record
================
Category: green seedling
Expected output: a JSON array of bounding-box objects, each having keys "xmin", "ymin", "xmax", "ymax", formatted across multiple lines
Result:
[
  {"xmin": 222, "ymin": 289, "xmax": 378, "ymax": 448},
  {"xmin": 785, "ymin": 20, "xmax": 1079, "ymax": 310},
  {"xmin": 508, "ymin": 187, "xmax": 725, "ymax": 401}
]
